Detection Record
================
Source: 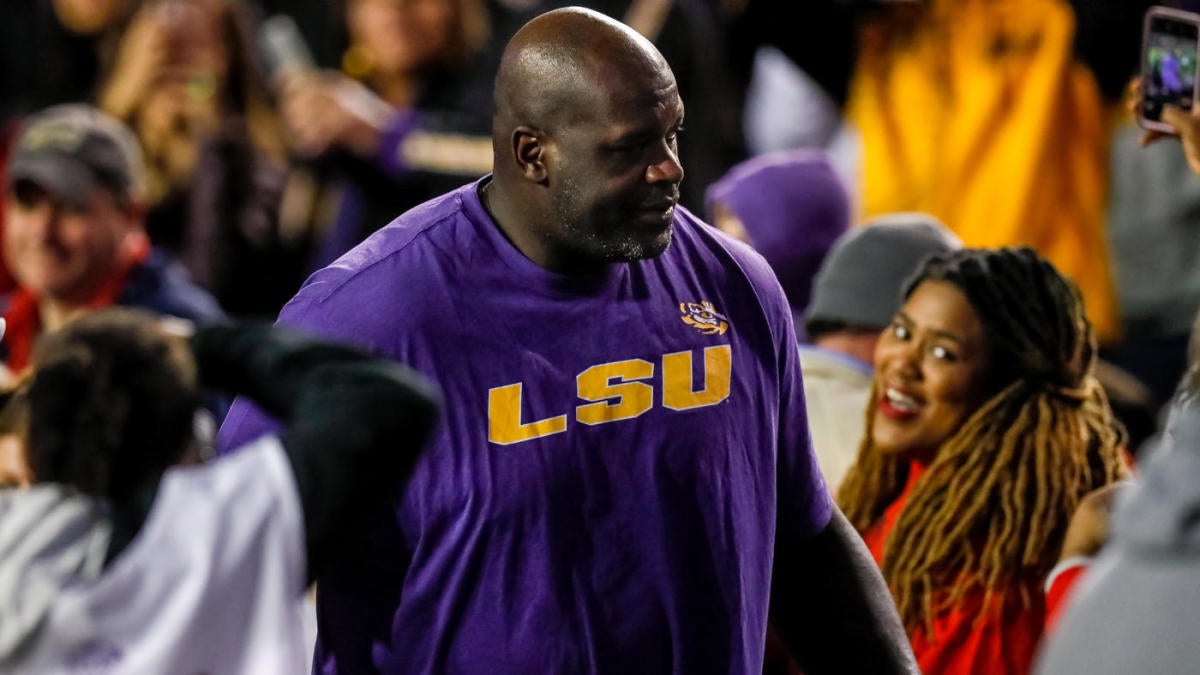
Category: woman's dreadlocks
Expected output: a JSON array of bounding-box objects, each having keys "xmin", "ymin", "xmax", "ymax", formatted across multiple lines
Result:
[{"xmin": 836, "ymin": 247, "xmax": 1128, "ymax": 632}]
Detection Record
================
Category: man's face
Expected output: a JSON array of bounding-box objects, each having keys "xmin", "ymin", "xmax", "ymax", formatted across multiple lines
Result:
[
  {"xmin": 4, "ymin": 182, "xmax": 136, "ymax": 304},
  {"xmin": 544, "ymin": 64, "xmax": 685, "ymax": 264}
]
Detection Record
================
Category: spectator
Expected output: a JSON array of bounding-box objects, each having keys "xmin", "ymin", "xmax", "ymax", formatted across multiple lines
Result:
[
  {"xmin": 222, "ymin": 8, "xmax": 918, "ymax": 674},
  {"xmin": 801, "ymin": 215, "xmax": 961, "ymax": 490},
  {"xmin": 98, "ymin": 0, "xmax": 302, "ymax": 317},
  {"xmin": 837, "ymin": 246, "xmax": 1129, "ymax": 674},
  {"xmin": 0, "ymin": 0, "xmax": 141, "ymax": 299},
  {"xmin": 704, "ymin": 149, "xmax": 851, "ymax": 341},
  {"xmin": 0, "ymin": 308, "xmax": 439, "ymax": 672},
  {"xmin": 0, "ymin": 0, "xmax": 138, "ymax": 128},
  {"xmin": 844, "ymin": 0, "xmax": 1144, "ymax": 344},
  {"xmin": 1034, "ymin": 306, "xmax": 1200, "ymax": 674},
  {"xmin": 0, "ymin": 104, "xmax": 223, "ymax": 374},
  {"xmin": 278, "ymin": 0, "xmax": 495, "ymax": 267}
]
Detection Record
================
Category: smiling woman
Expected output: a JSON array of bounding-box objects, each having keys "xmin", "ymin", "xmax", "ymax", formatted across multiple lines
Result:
[{"xmin": 836, "ymin": 246, "xmax": 1129, "ymax": 675}]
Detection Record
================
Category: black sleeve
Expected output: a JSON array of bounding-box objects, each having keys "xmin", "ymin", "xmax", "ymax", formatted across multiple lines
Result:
[
  {"xmin": 191, "ymin": 323, "xmax": 440, "ymax": 582},
  {"xmin": 770, "ymin": 507, "xmax": 918, "ymax": 674}
]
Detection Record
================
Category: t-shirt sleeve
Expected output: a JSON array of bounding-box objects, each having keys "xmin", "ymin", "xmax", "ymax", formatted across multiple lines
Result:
[
  {"xmin": 727, "ymin": 234, "xmax": 834, "ymax": 540},
  {"xmin": 1043, "ymin": 558, "xmax": 1090, "ymax": 635},
  {"xmin": 776, "ymin": 312, "xmax": 834, "ymax": 540}
]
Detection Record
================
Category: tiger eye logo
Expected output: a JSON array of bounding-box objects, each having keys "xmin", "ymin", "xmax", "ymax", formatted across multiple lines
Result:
[{"xmin": 680, "ymin": 301, "xmax": 729, "ymax": 335}]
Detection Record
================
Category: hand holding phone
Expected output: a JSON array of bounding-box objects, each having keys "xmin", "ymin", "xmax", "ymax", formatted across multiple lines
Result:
[{"xmin": 1139, "ymin": 6, "xmax": 1200, "ymax": 134}]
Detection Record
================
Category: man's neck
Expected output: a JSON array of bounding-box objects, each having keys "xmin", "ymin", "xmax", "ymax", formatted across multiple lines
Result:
[{"xmin": 480, "ymin": 178, "xmax": 604, "ymax": 275}]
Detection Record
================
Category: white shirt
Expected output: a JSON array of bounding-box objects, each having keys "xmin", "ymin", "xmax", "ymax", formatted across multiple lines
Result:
[
  {"xmin": 799, "ymin": 345, "xmax": 874, "ymax": 492},
  {"xmin": 15, "ymin": 436, "xmax": 308, "ymax": 674}
]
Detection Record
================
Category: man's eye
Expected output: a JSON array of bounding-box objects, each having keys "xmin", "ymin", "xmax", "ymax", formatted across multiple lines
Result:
[{"xmin": 891, "ymin": 324, "xmax": 910, "ymax": 340}]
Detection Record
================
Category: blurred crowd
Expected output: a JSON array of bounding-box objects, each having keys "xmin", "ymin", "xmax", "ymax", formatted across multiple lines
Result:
[{"xmin": 3, "ymin": 0, "xmax": 1200, "ymax": 673}]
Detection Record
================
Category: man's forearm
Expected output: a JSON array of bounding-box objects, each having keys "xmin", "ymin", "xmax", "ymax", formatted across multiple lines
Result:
[{"xmin": 771, "ymin": 507, "xmax": 917, "ymax": 674}]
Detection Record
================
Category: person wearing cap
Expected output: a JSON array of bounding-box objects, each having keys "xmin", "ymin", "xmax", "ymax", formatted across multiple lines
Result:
[
  {"xmin": 704, "ymin": 149, "xmax": 851, "ymax": 343},
  {"xmin": 1, "ymin": 104, "xmax": 223, "ymax": 374},
  {"xmin": 801, "ymin": 215, "xmax": 961, "ymax": 490}
]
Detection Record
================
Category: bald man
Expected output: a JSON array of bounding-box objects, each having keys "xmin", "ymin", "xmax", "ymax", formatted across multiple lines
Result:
[{"xmin": 221, "ymin": 8, "xmax": 915, "ymax": 674}]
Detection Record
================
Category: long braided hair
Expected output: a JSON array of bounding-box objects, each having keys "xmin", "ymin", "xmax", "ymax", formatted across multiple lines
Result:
[{"xmin": 836, "ymin": 247, "xmax": 1128, "ymax": 631}]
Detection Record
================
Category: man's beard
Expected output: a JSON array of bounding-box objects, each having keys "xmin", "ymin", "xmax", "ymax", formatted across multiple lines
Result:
[
  {"xmin": 553, "ymin": 181, "xmax": 674, "ymax": 264},
  {"xmin": 564, "ymin": 217, "xmax": 674, "ymax": 263}
]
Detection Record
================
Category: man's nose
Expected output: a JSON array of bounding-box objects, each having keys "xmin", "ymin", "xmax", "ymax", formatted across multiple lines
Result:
[
  {"xmin": 34, "ymin": 204, "xmax": 64, "ymax": 241},
  {"xmin": 646, "ymin": 143, "xmax": 684, "ymax": 184}
]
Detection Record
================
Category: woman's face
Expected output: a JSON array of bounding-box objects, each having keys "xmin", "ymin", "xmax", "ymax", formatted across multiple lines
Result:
[
  {"xmin": 871, "ymin": 280, "xmax": 992, "ymax": 461},
  {"xmin": 348, "ymin": 0, "xmax": 456, "ymax": 75},
  {"xmin": 158, "ymin": 0, "xmax": 229, "ymax": 86}
]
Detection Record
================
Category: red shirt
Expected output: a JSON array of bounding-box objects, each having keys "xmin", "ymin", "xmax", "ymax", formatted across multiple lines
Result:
[
  {"xmin": 863, "ymin": 463, "xmax": 1045, "ymax": 675},
  {"xmin": 2, "ymin": 237, "xmax": 150, "ymax": 372},
  {"xmin": 1043, "ymin": 561, "xmax": 1088, "ymax": 635}
]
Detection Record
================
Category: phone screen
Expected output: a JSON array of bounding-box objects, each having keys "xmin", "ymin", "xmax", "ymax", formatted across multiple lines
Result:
[{"xmin": 1144, "ymin": 16, "xmax": 1199, "ymax": 122}]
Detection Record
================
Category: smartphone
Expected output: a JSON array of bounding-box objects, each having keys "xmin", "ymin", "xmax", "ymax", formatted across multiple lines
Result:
[
  {"xmin": 259, "ymin": 15, "xmax": 316, "ymax": 83},
  {"xmin": 1140, "ymin": 6, "xmax": 1200, "ymax": 133}
]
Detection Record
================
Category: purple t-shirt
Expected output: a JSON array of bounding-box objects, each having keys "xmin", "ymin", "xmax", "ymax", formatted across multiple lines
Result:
[{"xmin": 219, "ymin": 179, "xmax": 833, "ymax": 674}]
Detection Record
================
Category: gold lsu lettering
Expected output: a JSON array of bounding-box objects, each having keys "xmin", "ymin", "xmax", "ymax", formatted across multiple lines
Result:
[{"xmin": 488, "ymin": 345, "xmax": 732, "ymax": 445}]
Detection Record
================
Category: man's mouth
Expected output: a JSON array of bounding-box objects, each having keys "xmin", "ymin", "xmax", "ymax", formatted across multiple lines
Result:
[{"xmin": 636, "ymin": 200, "xmax": 677, "ymax": 225}]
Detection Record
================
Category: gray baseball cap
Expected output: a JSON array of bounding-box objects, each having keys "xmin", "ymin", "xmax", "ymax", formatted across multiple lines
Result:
[
  {"xmin": 6, "ymin": 104, "xmax": 144, "ymax": 207},
  {"xmin": 805, "ymin": 213, "xmax": 963, "ymax": 331}
]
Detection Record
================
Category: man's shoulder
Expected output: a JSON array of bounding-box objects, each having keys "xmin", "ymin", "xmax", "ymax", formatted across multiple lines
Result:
[
  {"xmin": 295, "ymin": 188, "xmax": 472, "ymax": 306},
  {"xmin": 670, "ymin": 207, "xmax": 783, "ymax": 291},
  {"xmin": 273, "ymin": 187, "xmax": 478, "ymax": 343},
  {"xmin": 668, "ymin": 207, "xmax": 792, "ymax": 327}
]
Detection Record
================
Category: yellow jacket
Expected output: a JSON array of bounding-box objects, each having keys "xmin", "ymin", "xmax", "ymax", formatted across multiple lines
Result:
[{"xmin": 847, "ymin": 0, "xmax": 1118, "ymax": 342}]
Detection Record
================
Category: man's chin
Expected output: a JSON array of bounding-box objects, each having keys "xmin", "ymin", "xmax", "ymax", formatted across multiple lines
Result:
[{"xmin": 609, "ymin": 225, "xmax": 673, "ymax": 263}]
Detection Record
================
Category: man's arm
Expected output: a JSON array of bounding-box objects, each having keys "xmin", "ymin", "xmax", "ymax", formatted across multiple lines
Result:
[{"xmin": 771, "ymin": 506, "xmax": 918, "ymax": 675}]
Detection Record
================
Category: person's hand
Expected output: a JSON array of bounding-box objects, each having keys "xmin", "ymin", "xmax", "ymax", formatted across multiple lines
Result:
[
  {"xmin": 1129, "ymin": 77, "xmax": 1200, "ymax": 176},
  {"xmin": 279, "ymin": 71, "xmax": 393, "ymax": 158},
  {"xmin": 1156, "ymin": 105, "xmax": 1200, "ymax": 176},
  {"xmin": 98, "ymin": 9, "xmax": 171, "ymax": 121},
  {"xmin": 1058, "ymin": 482, "xmax": 1129, "ymax": 561}
]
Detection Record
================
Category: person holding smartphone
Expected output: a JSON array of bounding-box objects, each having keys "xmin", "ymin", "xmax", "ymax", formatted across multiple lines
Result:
[{"xmin": 1137, "ymin": 7, "xmax": 1200, "ymax": 175}]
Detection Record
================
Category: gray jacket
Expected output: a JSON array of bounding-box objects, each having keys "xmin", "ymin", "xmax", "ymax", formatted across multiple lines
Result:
[
  {"xmin": 0, "ymin": 486, "xmax": 109, "ymax": 665},
  {"xmin": 1035, "ymin": 394, "xmax": 1200, "ymax": 674}
]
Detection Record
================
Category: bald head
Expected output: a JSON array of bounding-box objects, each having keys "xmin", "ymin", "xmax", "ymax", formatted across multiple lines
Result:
[
  {"xmin": 481, "ymin": 7, "xmax": 684, "ymax": 274},
  {"xmin": 493, "ymin": 7, "xmax": 673, "ymax": 138}
]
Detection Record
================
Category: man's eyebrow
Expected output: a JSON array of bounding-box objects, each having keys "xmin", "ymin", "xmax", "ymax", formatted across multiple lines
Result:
[{"xmin": 604, "ymin": 124, "xmax": 659, "ymax": 146}]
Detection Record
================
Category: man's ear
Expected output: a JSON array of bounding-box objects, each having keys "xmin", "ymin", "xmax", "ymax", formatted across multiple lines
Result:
[{"xmin": 511, "ymin": 126, "xmax": 549, "ymax": 183}]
